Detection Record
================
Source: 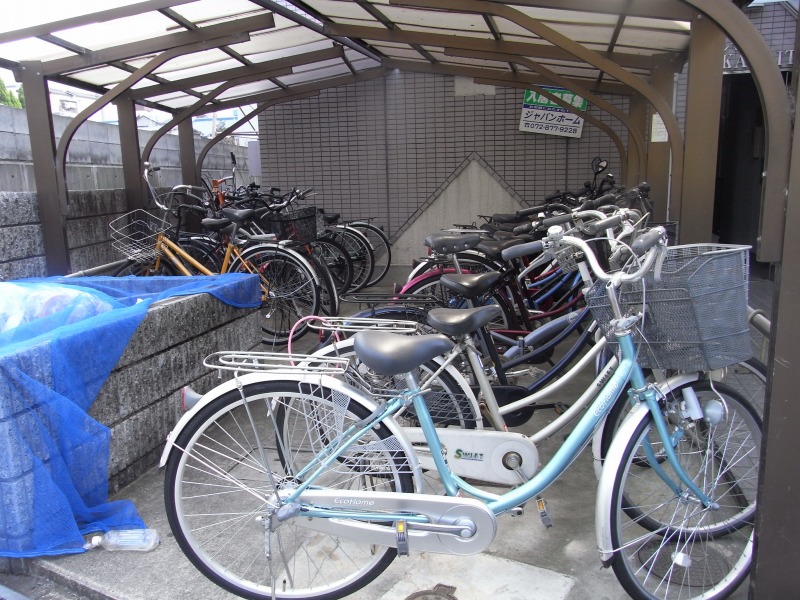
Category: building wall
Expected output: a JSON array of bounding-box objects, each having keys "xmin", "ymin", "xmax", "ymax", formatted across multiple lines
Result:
[{"xmin": 259, "ymin": 71, "xmax": 628, "ymax": 261}]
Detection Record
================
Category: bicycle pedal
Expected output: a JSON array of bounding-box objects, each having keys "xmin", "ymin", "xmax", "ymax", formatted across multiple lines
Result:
[
  {"xmin": 553, "ymin": 402, "xmax": 570, "ymax": 415},
  {"xmin": 535, "ymin": 495, "xmax": 553, "ymax": 528},
  {"xmin": 396, "ymin": 520, "xmax": 409, "ymax": 556}
]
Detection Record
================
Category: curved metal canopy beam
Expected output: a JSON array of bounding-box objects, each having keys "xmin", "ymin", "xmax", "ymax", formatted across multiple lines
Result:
[
  {"xmin": 54, "ymin": 34, "xmax": 248, "ymax": 199},
  {"xmin": 391, "ymin": 0, "xmax": 685, "ymax": 218},
  {"xmin": 678, "ymin": 0, "xmax": 791, "ymax": 261},
  {"xmin": 140, "ymin": 66, "xmax": 294, "ymax": 166},
  {"xmin": 195, "ymin": 91, "xmax": 320, "ymax": 182}
]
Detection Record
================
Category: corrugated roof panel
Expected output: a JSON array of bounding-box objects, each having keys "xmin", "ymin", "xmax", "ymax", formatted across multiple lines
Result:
[
  {"xmin": 52, "ymin": 12, "xmax": 179, "ymax": 51},
  {"xmin": 0, "ymin": 0, "xmax": 141, "ymax": 35},
  {"xmin": 617, "ymin": 29, "xmax": 689, "ymax": 52},
  {"xmin": 169, "ymin": 0, "xmax": 267, "ymax": 25},
  {"xmin": 231, "ymin": 23, "xmax": 328, "ymax": 55},
  {"xmin": 217, "ymin": 79, "xmax": 281, "ymax": 99},
  {"xmin": 245, "ymin": 39, "xmax": 335, "ymax": 63},
  {"xmin": 0, "ymin": 38, "xmax": 74, "ymax": 63},
  {"xmin": 277, "ymin": 62, "xmax": 352, "ymax": 85},
  {"xmin": 378, "ymin": 6, "xmax": 490, "ymax": 32},
  {"xmin": 154, "ymin": 57, "xmax": 244, "ymax": 82},
  {"xmin": 302, "ymin": 0, "xmax": 376, "ymax": 21},
  {"xmin": 126, "ymin": 49, "xmax": 233, "ymax": 75},
  {"xmin": 69, "ymin": 64, "xmax": 144, "ymax": 87}
]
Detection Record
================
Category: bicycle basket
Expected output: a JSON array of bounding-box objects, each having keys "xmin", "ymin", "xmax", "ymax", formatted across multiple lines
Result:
[
  {"xmin": 586, "ymin": 244, "xmax": 751, "ymax": 371},
  {"xmin": 109, "ymin": 209, "xmax": 171, "ymax": 261},
  {"xmin": 260, "ymin": 206, "xmax": 318, "ymax": 243}
]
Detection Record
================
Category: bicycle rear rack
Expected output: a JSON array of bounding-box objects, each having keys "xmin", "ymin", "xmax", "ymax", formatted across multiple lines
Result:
[{"xmin": 203, "ymin": 351, "xmax": 349, "ymax": 375}]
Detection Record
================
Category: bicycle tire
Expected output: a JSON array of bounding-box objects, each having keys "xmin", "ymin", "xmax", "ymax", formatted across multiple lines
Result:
[
  {"xmin": 309, "ymin": 237, "xmax": 353, "ymax": 295},
  {"xmin": 348, "ymin": 221, "xmax": 392, "ymax": 287},
  {"xmin": 178, "ymin": 234, "xmax": 224, "ymax": 272},
  {"xmin": 306, "ymin": 250, "xmax": 340, "ymax": 317},
  {"xmin": 599, "ymin": 363, "xmax": 766, "ymax": 464},
  {"xmin": 164, "ymin": 379, "xmax": 413, "ymax": 600},
  {"xmin": 322, "ymin": 226, "xmax": 375, "ymax": 292},
  {"xmin": 607, "ymin": 384, "xmax": 758, "ymax": 600},
  {"xmin": 233, "ymin": 245, "xmax": 321, "ymax": 345}
]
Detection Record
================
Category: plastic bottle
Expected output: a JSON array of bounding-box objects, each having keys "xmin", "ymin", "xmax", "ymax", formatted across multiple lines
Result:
[{"xmin": 87, "ymin": 529, "xmax": 160, "ymax": 552}]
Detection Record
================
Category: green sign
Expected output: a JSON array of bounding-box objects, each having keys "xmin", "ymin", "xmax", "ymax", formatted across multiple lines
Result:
[{"xmin": 523, "ymin": 88, "xmax": 587, "ymax": 111}]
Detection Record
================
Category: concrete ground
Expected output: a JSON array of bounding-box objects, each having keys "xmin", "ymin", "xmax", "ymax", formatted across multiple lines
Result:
[{"xmin": 0, "ymin": 264, "xmax": 764, "ymax": 600}]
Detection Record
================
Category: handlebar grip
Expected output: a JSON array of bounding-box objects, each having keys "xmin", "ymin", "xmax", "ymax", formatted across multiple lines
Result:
[
  {"xmin": 581, "ymin": 215, "xmax": 623, "ymax": 236},
  {"xmin": 539, "ymin": 213, "xmax": 574, "ymax": 229},
  {"xmin": 501, "ymin": 240, "xmax": 544, "ymax": 261},
  {"xmin": 513, "ymin": 222, "xmax": 535, "ymax": 235},
  {"xmin": 636, "ymin": 181, "xmax": 651, "ymax": 193},
  {"xmin": 631, "ymin": 227, "xmax": 665, "ymax": 256},
  {"xmin": 516, "ymin": 206, "xmax": 542, "ymax": 218},
  {"xmin": 580, "ymin": 192, "xmax": 617, "ymax": 210},
  {"xmin": 149, "ymin": 166, "xmax": 161, "ymax": 173},
  {"xmin": 543, "ymin": 191, "xmax": 562, "ymax": 202}
]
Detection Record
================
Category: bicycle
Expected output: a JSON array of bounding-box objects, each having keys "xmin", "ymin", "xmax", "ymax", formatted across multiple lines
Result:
[
  {"xmin": 161, "ymin": 224, "xmax": 758, "ymax": 600},
  {"xmin": 111, "ymin": 165, "xmax": 324, "ymax": 345}
]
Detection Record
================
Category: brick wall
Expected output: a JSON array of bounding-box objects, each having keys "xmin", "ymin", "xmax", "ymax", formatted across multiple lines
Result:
[{"xmin": 259, "ymin": 71, "xmax": 628, "ymax": 246}]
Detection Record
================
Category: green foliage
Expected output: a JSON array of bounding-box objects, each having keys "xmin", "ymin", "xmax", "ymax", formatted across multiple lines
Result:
[{"xmin": 0, "ymin": 79, "xmax": 22, "ymax": 108}]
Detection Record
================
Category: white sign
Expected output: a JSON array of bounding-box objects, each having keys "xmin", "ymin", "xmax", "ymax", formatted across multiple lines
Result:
[
  {"xmin": 519, "ymin": 87, "xmax": 586, "ymax": 138},
  {"xmin": 650, "ymin": 114, "xmax": 668, "ymax": 143}
]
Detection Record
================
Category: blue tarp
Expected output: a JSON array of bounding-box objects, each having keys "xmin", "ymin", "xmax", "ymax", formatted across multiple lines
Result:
[{"xmin": 0, "ymin": 274, "xmax": 260, "ymax": 557}]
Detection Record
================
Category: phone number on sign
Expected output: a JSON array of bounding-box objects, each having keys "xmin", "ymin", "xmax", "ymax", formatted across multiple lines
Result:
[{"xmin": 523, "ymin": 123, "xmax": 579, "ymax": 134}]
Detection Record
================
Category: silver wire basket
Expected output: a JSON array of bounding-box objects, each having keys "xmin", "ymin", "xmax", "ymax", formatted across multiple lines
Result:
[
  {"xmin": 586, "ymin": 244, "xmax": 752, "ymax": 371},
  {"xmin": 110, "ymin": 210, "xmax": 171, "ymax": 261}
]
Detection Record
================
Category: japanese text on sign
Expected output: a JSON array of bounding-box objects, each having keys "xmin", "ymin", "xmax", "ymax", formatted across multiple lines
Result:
[{"xmin": 519, "ymin": 87, "xmax": 586, "ymax": 138}]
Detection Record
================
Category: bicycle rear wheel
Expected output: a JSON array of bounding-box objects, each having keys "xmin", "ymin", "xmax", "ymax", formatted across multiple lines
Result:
[
  {"xmin": 309, "ymin": 237, "xmax": 353, "ymax": 295},
  {"xmin": 234, "ymin": 245, "xmax": 321, "ymax": 345},
  {"xmin": 348, "ymin": 221, "xmax": 392, "ymax": 287},
  {"xmin": 607, "ymin": 385, "xmax": 759, "ymax": 600},
  {"xmin": 164, "ymin": 379, "xmax": 414, "ymax": 600},
  {"xmin": 323, "ymin": 226, "xmax": 375, "ymax": 292}
]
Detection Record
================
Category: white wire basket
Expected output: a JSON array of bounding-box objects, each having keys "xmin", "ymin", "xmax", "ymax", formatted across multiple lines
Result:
[{"xmin": 110, "ymin": 210, "xmax": 171, "ymax": 261}]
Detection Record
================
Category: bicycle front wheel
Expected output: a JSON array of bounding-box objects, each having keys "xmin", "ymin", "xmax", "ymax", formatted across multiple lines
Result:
[
  {"xmin": 607, "ymin": 386, "xmax": 760, "ymax": 600},
  {"xmin": 164, "ymin": 379, "xmax": 414, "ymax": 600}
]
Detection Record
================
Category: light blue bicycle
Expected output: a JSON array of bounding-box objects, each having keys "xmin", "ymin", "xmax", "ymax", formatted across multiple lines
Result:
[{"xmin": 161, "ymin": 225, "xmax": 759, "ymax": 600}]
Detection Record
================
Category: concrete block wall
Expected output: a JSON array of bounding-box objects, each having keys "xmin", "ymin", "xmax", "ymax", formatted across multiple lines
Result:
[
  {"xmin": 93, "ymin": 293, "xmax": 262, "ymax": 493},
  {"xmin": 259, "ymin": 71, "xmax": 628, "ymax": 255}
]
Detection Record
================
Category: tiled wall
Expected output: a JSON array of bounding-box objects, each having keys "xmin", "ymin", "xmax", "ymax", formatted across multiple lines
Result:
[{"xmin": 259, "ymin": 71, "xmax": 627, "ymax": 242}]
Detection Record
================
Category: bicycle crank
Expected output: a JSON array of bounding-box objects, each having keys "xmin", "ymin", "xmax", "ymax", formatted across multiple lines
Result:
[{"xmin": 291, "ymin": 489, "xmax": 497, "ymax": 555}]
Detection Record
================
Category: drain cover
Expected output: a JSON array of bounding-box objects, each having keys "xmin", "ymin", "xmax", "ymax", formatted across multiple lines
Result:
[
  {"xmin": 637, "ymin": 540, "xmax": 730, "ymax": 586},
  {"xmin": 405, "ymin": 584, "xmax": 458, "ymax": 600}
]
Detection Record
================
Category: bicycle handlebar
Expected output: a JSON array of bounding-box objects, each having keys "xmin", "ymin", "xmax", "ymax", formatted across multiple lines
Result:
[
  {"xmin": 556, "ymin": 226, "xmax": 666, "ymax": 284},
  {"xmin": 501, "ymin": 240, "xmax": 544, "ymax": 261},
  {"xmin": 579, "ymin": 192, "xmax": 617, "ymax": 211}
]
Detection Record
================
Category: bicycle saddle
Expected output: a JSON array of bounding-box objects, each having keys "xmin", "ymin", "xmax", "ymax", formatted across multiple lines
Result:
[
  {"xmin": 353, "ymin": 330, "xmax": 453, "ymax": 376},
  {"xmin": 439, "ymin": 271, "xmax": 503, "ymax": 299},
  {"xmin": 475, "ymin": 238, "xmax": 525, "ymax": 261},
  {"xmin": 425, "ymin": 232, "xmax": 483, "ymax": 255},
  {"xmin": 427, "ymin": 305, "xmax": 502, "ymax": 337},
  {"xmin": 221, "ymin": 207, "xmax": 255, "ymax": 222}
]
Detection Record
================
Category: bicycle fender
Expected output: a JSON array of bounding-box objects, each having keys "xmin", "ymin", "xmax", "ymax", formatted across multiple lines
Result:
[
  {"xmin": 595, "ymin": 402, "xmax": 650, "ymax": 563},
  {"xmin": 158, "ymin": 372, "xmax": 425, "ymax": 491}
]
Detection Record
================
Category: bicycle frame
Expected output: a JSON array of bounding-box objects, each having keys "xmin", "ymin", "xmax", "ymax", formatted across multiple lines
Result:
[{"xmin": 277, "ymin": 318, "xmax": 713, "ymax": 534}]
